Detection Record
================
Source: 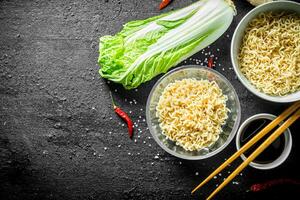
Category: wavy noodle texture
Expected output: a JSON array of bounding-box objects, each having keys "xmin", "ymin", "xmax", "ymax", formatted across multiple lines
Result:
[
  {"xmin": 156, "ymin": 79, "xmax": 229, "ymax": 151},
  {"xmin": 238, "ymin": 11, "xmax": 300, "ymax": 96}
]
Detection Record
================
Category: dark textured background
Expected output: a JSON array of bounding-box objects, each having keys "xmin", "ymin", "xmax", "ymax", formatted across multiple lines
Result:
[{"xmin": 1, "ymin": 0, "xmax": 300, "ymax": 199}]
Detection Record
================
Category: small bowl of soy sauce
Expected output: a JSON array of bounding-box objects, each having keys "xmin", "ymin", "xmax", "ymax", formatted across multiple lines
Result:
[{"xmin": 236, "ymin": 113, "xmax": 292, "ymax": 170}]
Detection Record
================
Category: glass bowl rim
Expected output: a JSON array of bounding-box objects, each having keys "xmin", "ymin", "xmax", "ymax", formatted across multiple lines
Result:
[{"xmin": 146, "ymin": 65, "xmax": 241, "ymax": 160}]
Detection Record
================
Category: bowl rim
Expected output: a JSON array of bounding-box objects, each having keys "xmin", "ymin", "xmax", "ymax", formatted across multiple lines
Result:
[
  {"xmin": 146, "ymin": 65, "xmax": 241, "ymax": 160},
  {"xmin": 235, "ymin": 113, "xmax": 292, "ymax": 170},
  {"xmin": 230, "ymin": 1, "xmax": 300, "ymax": 103}
]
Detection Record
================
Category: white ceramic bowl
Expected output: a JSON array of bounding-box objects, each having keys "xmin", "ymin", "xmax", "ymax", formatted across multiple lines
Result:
[
  {"xmin": 236, "ymin": 113, "xmax": 292, "ymax": 170},
  {"xmin": 231, "ymin": 1, "xmax": 300, "ymax": 103}
]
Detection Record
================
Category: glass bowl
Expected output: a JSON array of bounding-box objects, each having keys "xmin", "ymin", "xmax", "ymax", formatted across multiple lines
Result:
[{"xmin": 146, "ymin": 66, "xmax": 241, "ymax": 160}]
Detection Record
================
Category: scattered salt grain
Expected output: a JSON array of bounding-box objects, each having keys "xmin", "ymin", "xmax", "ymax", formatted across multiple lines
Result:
[
  {"xmin": 154, "ymin": 155, "xmax": 159, "ymax": 159},
  {"xmin": 140, "ymin": 108, "xmax": 143, "ymax": 111},
  {"xmin": 219, "ymin": 173, "xmax": 222, "ymax": 176},
  {"xmin": 118, "ymin": 144, "xmax": 121, "ymax": 148},
  {"xmin": 114, "ymin": 89, "xmax": 118, "ymax": 92},
  {"xmin": 104, "ymin": 147, "xmax": 108, "ymax": 151},
  {"xmin": 134, "ymin": 139, "xmax": 137, "ymax": 143},
  {"xmin": 195, "ymin": 172, "xmax": 199, "ymax": 176},
  {"xmin": 179, "ymin": 161, "xmax": 182, "ymax": 165},
  {"xmin": 214, "ymin": 176, "xmax": 217, "ymax": 179},
  {"xmin": 142, "ymin": 119, "xmax": 146, "ymax": 122},
  {"xmin": 232, "ymin": 181, "xmax": 239, "ymax": 185},
  {"xmin": 138, "ymin": 135, "xmax": 141, "ymax": 138},
  {"xmin": 135, "ymin": 89, "xmax": 138, "ymax": 92},
  {"xmin": 143, "ymin": 141, "xmax": 146, "ymax": 144},
  {"xmin": 128, "ymin": 152, "xmax": 131, "ymax": 155},
  {"xmin": 148, "ymin": 144, "xmax": 151, "ymax": 147},
  {"xmin": 109, "ymin": 117, "xmax": 113, "ymax": 120}
]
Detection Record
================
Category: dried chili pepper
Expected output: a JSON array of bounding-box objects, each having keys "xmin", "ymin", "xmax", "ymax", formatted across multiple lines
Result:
[
  {"xmin": 250, "ymin": 179, "xmax": 300, "ymax": 192},
  {"xmin": 110, "ymin": 92, "xmax": 134, "ymax": 139},
  {"xmin": 208, "ymin": 57, "xmax": 214, "ymax": 68},
  {"xmin": 159, "ymin": 0, "xmax": 172, "ymax": 10}
]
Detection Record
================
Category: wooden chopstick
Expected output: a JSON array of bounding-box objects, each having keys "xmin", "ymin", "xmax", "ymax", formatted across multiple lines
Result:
[
  {"xmin": 206, "ymin": 108, "xmax": 300, "ymax": 200},
  {"xmin": 191, "ymin": 101, "xmax": 300, "ymax": 194}
]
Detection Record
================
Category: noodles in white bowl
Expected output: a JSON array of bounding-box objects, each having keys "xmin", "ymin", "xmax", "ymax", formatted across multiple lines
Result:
[{"xmin": 238, "ymin": 11, "xmax": 300, "ymax": 96}]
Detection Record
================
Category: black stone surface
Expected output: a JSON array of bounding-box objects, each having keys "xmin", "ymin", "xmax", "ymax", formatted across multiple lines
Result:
[{"xmin": 1, "ymin": 0, "xmax": 300, "ymax": 199}]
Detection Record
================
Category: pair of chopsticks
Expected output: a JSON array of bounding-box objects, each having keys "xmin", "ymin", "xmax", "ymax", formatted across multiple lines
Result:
[{"xmin": 191, "ymin": 101, "xmax": 300, "ymax": 199}]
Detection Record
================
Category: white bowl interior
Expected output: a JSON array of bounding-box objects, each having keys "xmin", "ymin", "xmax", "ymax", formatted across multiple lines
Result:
[{"xmin": 231, "ymin": 1, "xmax": 300, "ymax": 103}]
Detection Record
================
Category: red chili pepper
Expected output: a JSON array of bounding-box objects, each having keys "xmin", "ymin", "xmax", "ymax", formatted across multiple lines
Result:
[
  {"xmin": 110, "ymin": 92, "xmax": 134, "ymax": 139},
  {"xmin": 250, "ymin": 179, "xmax": 300, "ymax": 192},
  {"xmin": 159, "ymin": 0, "xmax": 172, "ymax": 10},
  {"xmin": 208, "ymin": 57, "xmax": 214, "ymax": 68}
]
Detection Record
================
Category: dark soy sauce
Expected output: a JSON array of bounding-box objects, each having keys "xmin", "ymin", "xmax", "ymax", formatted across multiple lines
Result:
[{"xmin": 240, "ymin": 118, "xmax": 286, "ymax": 164}]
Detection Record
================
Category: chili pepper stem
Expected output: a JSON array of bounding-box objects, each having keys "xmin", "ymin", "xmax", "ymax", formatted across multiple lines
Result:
[{"xmin": 109, "ymin": 91, "xmax": 117, "ymax": 109}]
